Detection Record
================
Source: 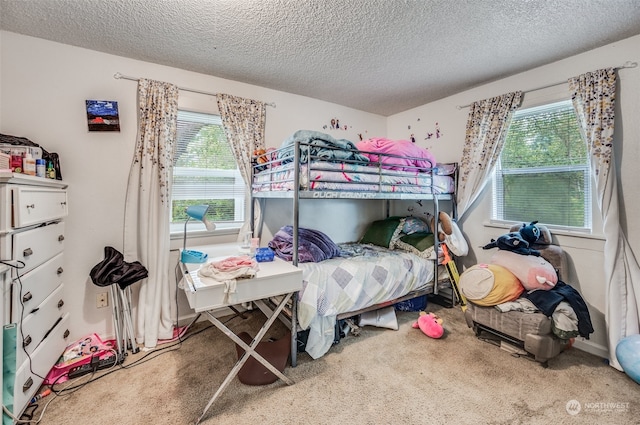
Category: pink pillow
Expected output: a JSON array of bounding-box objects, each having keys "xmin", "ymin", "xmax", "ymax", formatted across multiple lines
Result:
[
  {"xmin": 356, "ymin": 138, "xmax": 436, "ymax": 171},
  {"xmin": 491, "ymin": 250, "xmax": 558, "ymax": 291}
]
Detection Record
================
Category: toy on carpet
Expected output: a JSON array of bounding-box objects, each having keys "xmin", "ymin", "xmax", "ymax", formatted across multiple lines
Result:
[
  {"xmin": 482, "ymin": 221, "xmax": 541, "ymax": 256},
  {"xmin": 412, "ymin": 311, "xmax": 444, "ymax": 339}
]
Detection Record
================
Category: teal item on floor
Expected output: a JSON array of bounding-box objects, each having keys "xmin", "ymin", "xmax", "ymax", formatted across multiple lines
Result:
[
  {"xmin": 616, "ymin": 334, "xmax": 640, "ymax": 385},
  {"xmin": 3, "ymin": 324, "xmax": 17, "ymax": 425}
]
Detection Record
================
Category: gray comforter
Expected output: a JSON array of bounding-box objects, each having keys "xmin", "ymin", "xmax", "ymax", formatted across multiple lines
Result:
[{"xmin": 277, "ymin": 130, "xmax": 370, "ymax": 164}]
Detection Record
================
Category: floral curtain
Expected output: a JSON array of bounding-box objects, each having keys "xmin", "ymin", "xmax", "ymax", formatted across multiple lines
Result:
[
  {"xmin": 216, "ymin": 94, "xmax": 266, "ymax": 237},
  {"xmin": 569, "ymin": 68, "xmax": 640, "ymax": 371},
  {"xmin": 457, "ymin": 91, "xmax": 523, "ymax": 218},
  {"xmin": 123, "ymin": 78, "xmax": 179, "ymax": 348}
]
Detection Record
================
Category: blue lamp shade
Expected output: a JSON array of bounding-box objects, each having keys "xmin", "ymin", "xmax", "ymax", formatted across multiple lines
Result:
[{"xmin": 181, "ymin": 205, "xmax": 216, "ymax": 263}]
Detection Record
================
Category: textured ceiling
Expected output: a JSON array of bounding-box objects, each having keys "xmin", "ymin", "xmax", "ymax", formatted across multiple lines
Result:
[{"xmin": 2, "ymin": 0, "xmax": 640, "ymax": 116}]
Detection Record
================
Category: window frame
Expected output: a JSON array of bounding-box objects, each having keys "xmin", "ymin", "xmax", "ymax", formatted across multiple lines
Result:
[
  {"xmin": 169, "ymin": 108, "xmax": 245, "ymax": 239},
  {"xmin": 489, "ymin": 87, "xmax": 603, "ymax": 238}
]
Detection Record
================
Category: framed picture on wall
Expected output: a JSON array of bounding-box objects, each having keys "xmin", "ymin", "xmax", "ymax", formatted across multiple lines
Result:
[{"xmin": 86, "ymin": 100, "xmax": 120, "ymax": 132}]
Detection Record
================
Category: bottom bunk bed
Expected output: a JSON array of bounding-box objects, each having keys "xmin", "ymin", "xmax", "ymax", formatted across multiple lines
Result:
[
  {"xmin": 265, "ymin": 217, "xmax": 454, "ymax": 360},
  {"xmin": 295, "ymin": 243, "xmax": 436, "ymax": 358}
]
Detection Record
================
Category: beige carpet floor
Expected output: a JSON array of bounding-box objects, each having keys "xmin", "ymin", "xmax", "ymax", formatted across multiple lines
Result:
[{"xmin": 25, "ymin": 305, "xmax": 639, "ymax": 425}]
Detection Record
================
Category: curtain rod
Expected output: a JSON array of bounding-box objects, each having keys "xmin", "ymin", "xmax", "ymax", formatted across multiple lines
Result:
[
  {"xmin": 455, "ymin": 61, "xmax": 638, "ymax": 110},
  {"xmin": 113, "ymin": 72, "xmax": 276, "ymax": 108}
]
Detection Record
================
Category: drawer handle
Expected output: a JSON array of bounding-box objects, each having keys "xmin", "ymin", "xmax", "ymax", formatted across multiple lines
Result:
[
  {"xmin": 22, "ymin": 292, "xmax": 32, "ymax": 303},
  {"xmin": 26, "ymin": 204, "xmax": 35, "ymax": 210},
  {"xmin": 23, "ymin": 248, "xmax": 33, "ymax": 257},
  {"xmin": 22, "ymin": 377, "xmax": 33, "ymax": 393},
  {"xmin": 64, "ymin": 329, "xmax": 70, "ymax": 338},
  {"xmin": 57, "ymin": 267, "xmax": 64, "ymax": 275},
  {"xmin": 58, "ymin": 235, "xmax": 65, "ymax": 242},
  {"xmin": 23, "ymin": 335, "xmax": 32, "ymax": 347},
  {"xmin": 61, "ymin": 201, "xmax": 67, "ymax": 206},
  {"xmin": 58, "ymin": 299, "xmax": 64, "ymax": 308}
]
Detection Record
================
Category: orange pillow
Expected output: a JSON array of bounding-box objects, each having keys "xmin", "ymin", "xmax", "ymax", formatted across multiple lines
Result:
[{"xmin": 459, "ymin": 263, "xmax": 524, "ymax": 307}]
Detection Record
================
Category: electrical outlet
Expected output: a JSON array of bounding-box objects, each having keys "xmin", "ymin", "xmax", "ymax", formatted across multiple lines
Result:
[{"xmin": 96, "ymin": 292, "xmax": 108, "ymax": 308}]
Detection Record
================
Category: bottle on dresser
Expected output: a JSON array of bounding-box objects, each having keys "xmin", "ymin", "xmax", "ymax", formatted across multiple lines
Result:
[
  {"xmin": 10, "ymin": 148, "xmax": 23, "ymax": 173},
  {"xmin": 47, "ymin": 161, "xmax": 56, "ymax": 179},
  {"xmin": 22, "ymin": 153, "xmax": 36, "ymax": 176},
  {"xmin": 36, "ymin": 158, "xmax": 46, "ymax": 177}
]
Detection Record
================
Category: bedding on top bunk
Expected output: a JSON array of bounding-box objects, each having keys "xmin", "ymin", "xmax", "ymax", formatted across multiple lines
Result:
[
  {"xmin": 252, "ymin": 160, "xmax": 456, "ymax": 194},
  {"xmin": 356, "ymin": 137, "xmax": 436, "ymax": 171},
  {"xmin": 277, "ymin": 130, "xmax": 370, "ymax": 163},
  {"xmin": 296, "ymin": 243, "xmax": 435, "ymax": 359},
  {"xmin": 274, "ymin": 130, "xmax": 437, "ymax": 170},
  {"xmin": 255, "ymin": 130, "xmax": 454, "ymax": 194}
]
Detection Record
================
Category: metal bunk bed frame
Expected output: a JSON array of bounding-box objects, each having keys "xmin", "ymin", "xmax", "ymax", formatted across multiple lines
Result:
[{"xmin": 250, "ymin": 140, "xmax": 458, "ymax": 363}]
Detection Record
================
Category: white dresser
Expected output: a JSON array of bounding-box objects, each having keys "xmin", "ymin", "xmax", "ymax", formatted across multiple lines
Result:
[{"xmin": 0, "ymin": 172, "xmax": 70, "ymax": 421}]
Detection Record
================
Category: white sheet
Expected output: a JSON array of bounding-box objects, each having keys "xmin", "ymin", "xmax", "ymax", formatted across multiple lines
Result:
[{"xmin": 253, "ymin": 161, "xmax": 455, "ymax": 194}]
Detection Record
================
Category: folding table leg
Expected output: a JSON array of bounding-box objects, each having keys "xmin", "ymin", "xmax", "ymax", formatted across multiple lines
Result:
[{"xmin": 195, "ymin": 293, "xmax": 295, "ymax": 424}]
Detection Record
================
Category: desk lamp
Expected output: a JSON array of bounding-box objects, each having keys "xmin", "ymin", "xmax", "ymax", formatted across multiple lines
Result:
[{"xmin": 181, "ymin": 205, "xmax": 216, "ymax": 263}]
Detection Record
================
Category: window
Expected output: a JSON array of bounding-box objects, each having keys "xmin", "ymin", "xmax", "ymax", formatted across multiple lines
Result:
[
  {"xmin": 170, "ymin": 110, "xmax": 244, "ymax": 234},
  {"xmin": 492, "ymin": 100, "xmax": 591, "ymax": 232}
]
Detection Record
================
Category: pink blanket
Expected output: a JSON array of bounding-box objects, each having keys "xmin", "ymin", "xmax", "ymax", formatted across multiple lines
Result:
[{"xmin": 356, "ymin": 138, "xmax": 437, "ymax": 171}]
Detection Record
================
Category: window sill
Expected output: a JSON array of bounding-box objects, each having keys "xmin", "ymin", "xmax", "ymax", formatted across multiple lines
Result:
[
  {"xmin": 170, "ymin": 227, "xmax": 240, "ymax": 240},
  {"xmin": 482, "ymin": 221, "xmax": 605, "ymax": 241}
]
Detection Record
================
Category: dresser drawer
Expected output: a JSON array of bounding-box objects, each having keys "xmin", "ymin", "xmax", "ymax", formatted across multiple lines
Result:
[
  {"xmin": 12, "ymin": 186, "xmax": 67, "ymax": 228},
  {"xmin": 18, "ymin": 283, "xmax": 66, "ymax": 365},
  {"xmin": 10, "ymin": 313, "xmax": 70, "ymax": 418},
  {"xmin": 12, "ymin": 221, "xmax": 65, "ymax": 275},
  {"xmin": 11, "ymin": 253, "xmax": 65, "ymax": 323}
]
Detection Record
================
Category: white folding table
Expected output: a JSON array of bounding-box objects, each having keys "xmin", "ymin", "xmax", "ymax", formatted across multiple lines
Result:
[{"xmin": 180, "ymin": 244, "xmax": 302, "ymax": 424}]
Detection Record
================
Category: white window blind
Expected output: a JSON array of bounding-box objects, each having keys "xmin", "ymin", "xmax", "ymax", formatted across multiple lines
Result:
[
  {"xmin": 493, "ymin": 100, "xmax": 591, "ymax": 231},
  {"xmin": 171, "ymin": 110, "xmax": 244, "ymax": 232}
]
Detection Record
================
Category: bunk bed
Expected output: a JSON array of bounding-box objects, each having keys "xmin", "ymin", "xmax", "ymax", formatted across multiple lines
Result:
[{"xmin": 251, "ymin": 130, "xmax": 459, "ymax": 361}]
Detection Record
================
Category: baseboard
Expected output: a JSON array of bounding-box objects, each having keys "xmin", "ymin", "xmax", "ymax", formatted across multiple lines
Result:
[
  {"xmin": 572, "ymin": 338, "xmax": 609, "ymax": 360},
  {"xmin": 177, "ymin": 304, "xmax": 253, "ymax": 328}
]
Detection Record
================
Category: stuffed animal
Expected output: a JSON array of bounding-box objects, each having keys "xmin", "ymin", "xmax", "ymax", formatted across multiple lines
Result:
[
  {"xmin": 518, "ymin": 221, "xmax": 541, "ymax": 246},
  {"xmin": 252, "ymin": 147, "xmax": 276, "ymax": 171},
  {"xmin": 482, "ymin": 221, "xmax": 542, "ymax": 256},
  {"xmin": 412, "ymin": 311, "xmax": 444, "ymax": 339}
]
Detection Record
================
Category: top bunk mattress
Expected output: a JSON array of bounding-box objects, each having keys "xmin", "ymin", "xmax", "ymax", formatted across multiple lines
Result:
[
  {"xmin": 252, "ymin": 130, "xmax": 457, "ymax": 197},
  {"xmin": 252, "ymin": 160, "xmax": 456, "ymax": 195}
]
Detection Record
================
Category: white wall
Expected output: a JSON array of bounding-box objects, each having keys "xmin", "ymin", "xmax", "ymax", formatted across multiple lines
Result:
[
  {"xmin": 388, "ymin": 34, "xmax": 640, "ymax": 357},
  {"xmin": 0, "ymin": 31, "xmax": 386, "ymax": 340}
]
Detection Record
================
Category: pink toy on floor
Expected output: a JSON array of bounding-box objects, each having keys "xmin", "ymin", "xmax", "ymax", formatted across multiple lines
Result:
[{"xmin": 412, "ymin": 311, "xmax": 444, "ymax": 339}]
